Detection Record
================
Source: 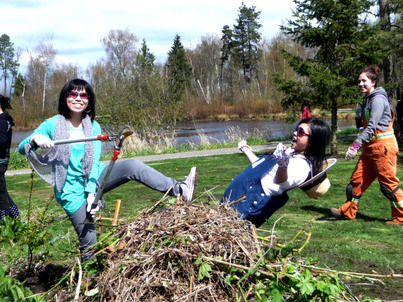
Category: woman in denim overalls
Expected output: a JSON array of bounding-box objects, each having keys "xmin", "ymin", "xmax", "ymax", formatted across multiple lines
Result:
[{"xmin": 222, "ymin": 118, "xmax": 330, "ymax": 227}]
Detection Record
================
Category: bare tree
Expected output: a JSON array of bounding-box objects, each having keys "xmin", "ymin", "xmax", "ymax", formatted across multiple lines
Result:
[
  {"xmin": 101, "ymin": 28, "xmax": 138, "ymax": 80},
  {"xmin": 187, "ymin": 34, "xmax": 222, "ymax": 105},
  {"xmin": 26, "ymin": 39, "xmax": 56, "ymax": 116},
  {"xmin": 37, "ymin": 40, "xmax": 56, "ymax": 115}
]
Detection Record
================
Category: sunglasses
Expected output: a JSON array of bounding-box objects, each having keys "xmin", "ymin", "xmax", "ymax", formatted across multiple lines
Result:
[
  {"xmin": 295, "ymin": 126, "xmax": 310, "ymax": 137},
  {"xmin": 68, "ymin": 91, "xmax": 89, "ymax": 100}
]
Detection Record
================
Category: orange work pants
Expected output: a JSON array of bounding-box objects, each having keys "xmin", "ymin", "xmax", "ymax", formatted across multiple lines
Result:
[{"xmin": 339, "ymin": 137, "xmax": 403, "ymax": 223}]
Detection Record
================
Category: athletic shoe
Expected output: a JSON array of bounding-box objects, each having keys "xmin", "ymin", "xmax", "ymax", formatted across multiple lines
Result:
[{"xmin": 181, "ymin": 167, "xmax": 198, "ymax": 203}]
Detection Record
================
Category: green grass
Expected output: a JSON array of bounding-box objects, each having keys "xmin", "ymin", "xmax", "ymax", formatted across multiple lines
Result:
[{"xmin": 2, "ymin": 137, "xmax": 403, "ymax": 300}]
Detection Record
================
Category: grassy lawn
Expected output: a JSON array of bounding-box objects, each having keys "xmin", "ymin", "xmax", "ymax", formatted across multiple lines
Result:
[{"xmin": 1, "ymin": 138, "xmax": 403, "ymax": 300}]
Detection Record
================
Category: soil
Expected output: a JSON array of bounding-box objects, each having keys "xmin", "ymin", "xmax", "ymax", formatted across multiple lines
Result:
[{"xmin": 14, "ymin": 263, "xmax": 70, "ymax": 297}]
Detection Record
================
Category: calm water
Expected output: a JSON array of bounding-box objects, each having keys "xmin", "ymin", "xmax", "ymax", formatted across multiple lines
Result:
[{"xmin": 12, "ymin": 119, "xmax": 355, "ymax": 150}]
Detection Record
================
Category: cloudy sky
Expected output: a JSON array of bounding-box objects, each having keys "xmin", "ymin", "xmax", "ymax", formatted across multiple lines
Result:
[{"xmin": 1, "ymin": 0, "xmax": 295, "ymax": 73}]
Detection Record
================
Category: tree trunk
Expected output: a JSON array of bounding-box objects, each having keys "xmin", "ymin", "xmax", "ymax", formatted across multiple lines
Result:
[
  {"xmin": 330, "ymin": 99, "xmax": 339, "ymax": 157},
  {"xmin": 379, "ymin": 0, "xmax": 396, "ymax": 100},
  {"xmin": 41, "ymin": 72, "xmax": 47, "ymax": 116},
  {"xmin": 21, "ymin": 80, "xmax": 26, "ymax": 112}
]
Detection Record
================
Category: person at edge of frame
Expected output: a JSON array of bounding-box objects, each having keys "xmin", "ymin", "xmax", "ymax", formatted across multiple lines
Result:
[
  {"xmin": 0, "ymin": 94, "xmax": 20, "ymax": 222},
  {"xmin": 330, "ymin": 65, "xmax": 403, "ymax": 225}
]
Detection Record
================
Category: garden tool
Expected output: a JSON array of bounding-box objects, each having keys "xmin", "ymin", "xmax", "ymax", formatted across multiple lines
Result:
[
  {"xmin": 88, "ymin": 126, "xmax": 133, "ymax": 217},
  {"xmin": 25, "ymin": 126, "xmax": 133, "ymax": 212},
  {"xmin": 30, "ymin": 133, "xmax": 117, "ymax": 148}
]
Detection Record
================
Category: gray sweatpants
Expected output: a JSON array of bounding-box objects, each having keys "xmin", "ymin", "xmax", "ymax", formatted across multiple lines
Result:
[
  {"xmin": 69, "ymin": 158, "xmax": 182, "ymax": 261},
  {"xmin": 100, "ymin": 158, "xmax": 181, "ymax": 195}
]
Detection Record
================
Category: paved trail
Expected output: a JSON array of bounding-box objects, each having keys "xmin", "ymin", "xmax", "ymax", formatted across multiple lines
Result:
[{"xmin": 6, "ymin": 143, "xmax": 279, "ymax": 177}]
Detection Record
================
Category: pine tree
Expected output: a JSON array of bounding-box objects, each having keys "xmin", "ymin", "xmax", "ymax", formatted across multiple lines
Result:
[
  {"xmin": 273, "ymin": 0, "xmax": 386, "ymax": 156},
  {"xmin": 231, "ymin": 2, "xmax": 262, "ymax": 82},
  {"xmin": 0, "ymin": 34, "xmax": 19, "ymax": 94},
  {"xmin": 165, "ymin": 34, "xmax": 192, "ymax": 105},
  {"xmin": 136, "ymin": 39, "xmax": 156, "ymax": 74}
]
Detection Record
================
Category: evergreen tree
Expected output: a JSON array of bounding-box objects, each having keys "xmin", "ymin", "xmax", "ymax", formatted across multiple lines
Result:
[
  {"xmin": 273, "ymin": 0, "xmax": 386, "ymax": 156},
  {"xmin": 133, "ymin": 39, "xmax": 158, "ymax": 109},
  {"xmin": 220, "ymin": 25, "xmax": 234, "ymax": 98},
  {"xmin": 0, "ymin": 34, "xmax": 19, "ymax": 94},
  {"xmin": 165, "ymin": 34, "xmax": 192, "ymax": 105},
  {"xmin": 231, "ymin": 2, "xmax": 262, "ymax": 82},
  {"xmin": 13, "ymin": 73, "xmax": 25, "ymax": 97},
  {"xmin": 136, "ymin": 39, "xmax": 156, "ymax": 74}
]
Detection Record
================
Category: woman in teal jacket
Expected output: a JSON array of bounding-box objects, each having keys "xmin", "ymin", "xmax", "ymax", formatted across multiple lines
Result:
[{"xmin": 19, "ymin": 79, "xmax": 198, "ymax": 261}]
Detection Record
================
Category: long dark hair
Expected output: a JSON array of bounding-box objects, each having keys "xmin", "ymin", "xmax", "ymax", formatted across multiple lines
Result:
[
  {"xmin": 0, "ymin": 94, "xmax": 12, "ymax": 111},
  {"xmin": 58, "ymin": 78, "xmax": 96, "ymax": 121},
  {"xmin": 298, "ymin": 117, "xmax": 330, "ymax": 175}
]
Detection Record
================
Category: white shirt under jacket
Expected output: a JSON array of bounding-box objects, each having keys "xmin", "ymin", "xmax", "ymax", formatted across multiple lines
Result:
[{"xmin": 260, "ymin": 154, "xmax": 310, "ymax": 197}]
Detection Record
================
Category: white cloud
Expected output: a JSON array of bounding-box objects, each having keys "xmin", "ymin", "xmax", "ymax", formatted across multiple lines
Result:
[{"xmin": 1, "ymin": 0, "xmax": 295, "ymax": 73}]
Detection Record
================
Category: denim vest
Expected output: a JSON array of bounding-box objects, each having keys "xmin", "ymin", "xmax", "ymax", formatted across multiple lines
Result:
[{"xmin": 221, "ymin": 155, "xmax": 289, "ymax": 227}]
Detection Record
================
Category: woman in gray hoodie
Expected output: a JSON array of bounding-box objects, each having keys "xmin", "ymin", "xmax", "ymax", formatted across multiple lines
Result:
[{"xmin": 330, "ymin": 65, "xmax": 403, "ymax": 225}]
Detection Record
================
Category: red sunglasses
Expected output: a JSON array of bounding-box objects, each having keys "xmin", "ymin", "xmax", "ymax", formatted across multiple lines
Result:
[
  {"xmin": 295, "ymin": 127, "xmax": 310, "ymax": 137},
  {"xmin": 68, "ymin": 91, "xmax": 89, "ymax": 100}
]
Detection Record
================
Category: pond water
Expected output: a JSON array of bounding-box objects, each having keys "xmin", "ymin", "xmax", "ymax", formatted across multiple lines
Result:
[
  {"xmin": 174, "ymin": 119, "xmax": 354, "ymax": 146},
  {"xmin": 11, "ymin": 119, "xmax": 355, "ymax": 150}
]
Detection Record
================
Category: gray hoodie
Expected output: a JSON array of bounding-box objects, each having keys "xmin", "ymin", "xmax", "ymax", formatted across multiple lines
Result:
[{"xmin": 355, "ymin": 87, "xmax": 391, "ymax": 147}]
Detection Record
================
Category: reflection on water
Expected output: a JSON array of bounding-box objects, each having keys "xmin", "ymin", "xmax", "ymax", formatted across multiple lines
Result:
[{"xmin": 12, "ymin": 119, "xmax": 355, "ymax": 150}]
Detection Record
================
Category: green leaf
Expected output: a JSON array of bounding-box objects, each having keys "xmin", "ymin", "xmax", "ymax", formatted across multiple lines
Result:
[
  {"xmin": 316, "ymin": 280, "xmax": 330, "ymax": 294},
  {"xmin": 197, "ymin": 262, "xmax": 212, "ymax": 281},
  {"xmin": 280, "ymin": 244, "xmax": 295, "ymax": 258},
  {"xmin": 224, "ymin": 274, "xmax": 238, "ymax": 284},
  {"xmin": 270, "ymin": 288, "xmax": 283, "ymax": 302},
  {"xmin": 296, "ymin": 272, "xmax": 315, "ymax": 296},
  {"xmin": 285, "ymin": 264, "xmax": 296, "ymax": 274},
  {"xmin": 15, "ymin": 287, "xmax": 25, "ymax": 299}
]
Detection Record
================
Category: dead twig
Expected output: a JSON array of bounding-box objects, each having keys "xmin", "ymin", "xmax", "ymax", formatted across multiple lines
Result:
[{"xmin": 73, "ymin": 257, "xmax": 82, "ymax": 302}]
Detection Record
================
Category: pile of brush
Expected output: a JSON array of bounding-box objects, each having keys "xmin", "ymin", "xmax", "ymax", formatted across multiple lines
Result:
[{"xmin": 96, "ymin": 199, "xmax": 270, "ymax": 301}]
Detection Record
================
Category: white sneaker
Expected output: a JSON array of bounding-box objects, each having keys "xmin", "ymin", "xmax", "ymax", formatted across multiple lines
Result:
[{"xmin": 181, "ymin": 167, "xmax": 198, "ymax": 203}]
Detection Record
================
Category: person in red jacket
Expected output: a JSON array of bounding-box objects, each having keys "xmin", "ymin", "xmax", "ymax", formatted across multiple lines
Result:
[
  {"xmin": 0, "ymin": 94, "xmax": 19, "ymax": 222},
  {"xmin": 330, "ymin": 65, "xmax": 403, "ymax": 225}
]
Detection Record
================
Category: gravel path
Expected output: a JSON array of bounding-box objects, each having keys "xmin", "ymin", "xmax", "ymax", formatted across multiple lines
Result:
[{"xmin": 6, "ymin": 143, "xmax": 279, "ymax": 176}]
